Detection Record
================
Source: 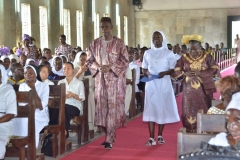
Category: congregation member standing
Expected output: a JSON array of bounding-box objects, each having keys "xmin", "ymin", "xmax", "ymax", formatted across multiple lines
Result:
[
  {"xmin": 55, "ymin": 34, "xmax": 73, "ymax": 57},
  {"xmin": 142, "ymin": 30, "xmax": 180, "ymax": 146},
  {"xmin": 86, "ymin": 17, "xmax": 128, "ymax": 149},
  {"xmin": 173, "ymin": 35, "xmax": 218, "ymax": 133},
  {"xmin": 17, "ymin": 34, "xmax": 39, "ymax": 62},
  {"xmin": 0, "ymin": 64, "xmax": 17, "ymax": 159}
]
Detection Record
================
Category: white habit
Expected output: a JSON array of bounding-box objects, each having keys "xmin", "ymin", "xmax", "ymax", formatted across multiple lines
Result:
[
  {"xmin": 13, "ymin": 80, "xmax": 50, "ymax": 148},
  {"xmin": 142, "ymin": 30, "xmax": 180, "ymax": 124},
  {"xmin": 0, "ymin": 84, "xmax": 17, "ymax": 159}
]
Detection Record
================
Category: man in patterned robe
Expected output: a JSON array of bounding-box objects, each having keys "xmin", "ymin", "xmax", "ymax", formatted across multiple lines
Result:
[{"xmin": 86, "ymin": 17, "xmax": 128, "ymax": 149}]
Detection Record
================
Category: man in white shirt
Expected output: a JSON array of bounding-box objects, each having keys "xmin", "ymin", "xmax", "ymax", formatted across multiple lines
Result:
[{"xmin": 58, "ymin": 62, "xmax": 85, "ymax": 138}]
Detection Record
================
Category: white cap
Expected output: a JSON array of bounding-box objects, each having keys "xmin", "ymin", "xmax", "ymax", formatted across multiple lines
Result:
[{"xmin": 226, "ymin": 92, "xmax": 240, "ymax": 111}]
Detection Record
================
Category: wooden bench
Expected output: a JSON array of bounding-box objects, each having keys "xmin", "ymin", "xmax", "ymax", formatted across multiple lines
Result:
[
  {"xmin": 69, "ymin": 78, "xmax": 89, "ymax": 145},
  {"xmin": 177, "ymin": 128, "xmax": 216, "ymax": 157},
  {"xmin": 12, "ymin": 84, "xmax": 67, "ymax": 158},
  {"xmin": 5, "ymin": 89, "xmax": 42, "ymax": 160},
  {"xmin": 197, "ymin": 112, "xmax": 226, "ymax": 134},
  {"xmin": 52, "ymin": 78, "xmax": 90, "ymax": 145},
  {"xmin": 44, "ymin": 84, "xmax": 66, "ymax": 157}
]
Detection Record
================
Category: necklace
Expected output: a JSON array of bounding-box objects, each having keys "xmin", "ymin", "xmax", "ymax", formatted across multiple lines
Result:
[{"xmin": 189, "ymin": 50, "xmax": 203, "ymax": 60}]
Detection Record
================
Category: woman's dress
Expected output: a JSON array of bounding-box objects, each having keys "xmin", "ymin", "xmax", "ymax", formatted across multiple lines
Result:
[{"xmin": 173, "ymin": 52, "xmax": 218, "ymax": 132}]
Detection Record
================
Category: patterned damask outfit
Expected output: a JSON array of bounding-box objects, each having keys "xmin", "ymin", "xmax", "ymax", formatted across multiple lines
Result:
[
  {"xmin": 55, "ymin": 44, "xmax": 73, "ymax": 57},
  {"xmin": 173, "ymin": 52, "xmax": 218, "ymax": 133},
  {"xmin": 86, "ymin": 36, "xmax": 128, "ymax": 143}
]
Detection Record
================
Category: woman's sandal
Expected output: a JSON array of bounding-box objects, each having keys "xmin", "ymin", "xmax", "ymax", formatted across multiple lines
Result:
[
  {"xmin": 158, "ymin": 136, "xmax": 165, "ymax": 144},
  {"xmin": 145, "ymin": 137, "xmax": 156, "ymax": 146}
]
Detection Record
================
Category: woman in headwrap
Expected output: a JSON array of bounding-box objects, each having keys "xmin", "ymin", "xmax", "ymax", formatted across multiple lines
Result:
[
  {"xmin": 60, "ymin": 55, "xmax": 69, "ymax": 63},
  {"xmin": 25, "ymin": 58, "xmax": 35, "ymax": 66},
  {"xmin": 73, "ymin": 52, "xmax": 88, "ymax": 80},
  {"xmin": 16, "ymin": 34, "xmax": 39, "ymax": 62},
  {"xmin": 51, "ymin": 56, "xmax": 64, "ymax": 76},
  {"xmin": 73, "ymin": 52, "xmax": 97, "ymax": 132},
  {"xmin": 142, "ymin": 30, "xmax": 180, "ymax": 146},
  {"xmin": 179, "ymin": 92, "xmax": 240, "ymax": 159},
  {"xmin": 13, "ymin": 65, "xmax": 49, "ymax": 148},
  {"xmin": 0, "ymin": 64, "xmax": 17, "ymax": 159},
  {"xmin": 172, "ymin": 35, "xmax": 218, "ymax": 133},
  {"xmin": 8, "ymin": 54, "xmax": 19, "ymax": 65},
  {"xmin": 207, "ymin": 76, "xmax": 240, "ymax": 114},
  {"xmin": 0, "ymin": 55, "xmax": 11, "ymax": 76}
]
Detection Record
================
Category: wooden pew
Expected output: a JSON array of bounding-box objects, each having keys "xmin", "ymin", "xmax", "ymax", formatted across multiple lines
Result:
[
  {"xmin": 129, "ymin": 69, "xmax": 136, "ymax": 119},
  {"xmin": 5, "ymin": 89, "xmax": 41, "ymax": 160},
  {"xmin": 197, "ymin": 112, "xmax": 226, "ymax": 134},
  {"xmin": 51, "ymin": 78, "xmax": 90, "ymax": 145},
  {"xmin": 177, "ymin": 128, "xmax": 216, "ymax": 157},
  {"xmin": 44, "ymin": 84, "xmax": 66, "ymax": 157},
  {"xmin": 69, "ymin": 78, "xmax": 89, "ymax": 145}
]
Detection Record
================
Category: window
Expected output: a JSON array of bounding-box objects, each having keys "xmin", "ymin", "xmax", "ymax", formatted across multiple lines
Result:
[
  {"xmin": 39, "ymin": 6, "xmax": 48, "ymax": 48},
  {"xmin": 94, "ymin": 13, "xmax": 100, "ymax": 39},
  {"xmin": 124, "ymin": 16, "xmax": 128, "ymax": 45},
  {"xmin": 63, "ymin": 9, "xmax": 71, "ymax": 44},
  {"xmin": 76, "ymin": 10, "xmax": 83, "ymax": 47},
  {"xmin": 116, "ymin": 4, "xmax": 120, "ymax": 38},
  {"xmin": 21, "ymin": 3, "xmax": 31, "ymax": 36}
]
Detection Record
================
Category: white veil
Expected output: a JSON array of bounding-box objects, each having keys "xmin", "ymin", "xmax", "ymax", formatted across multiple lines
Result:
[
  {"xmin": 73, "ymin": 51, "xmax": 83, "ymax": 68},
  {"xmin": 151, "ymin": 30, "xmax": 168, "ymax": 50},
  {"xmin": 0, "ymin": 64, "xmax": 8, "ymax": 84}
]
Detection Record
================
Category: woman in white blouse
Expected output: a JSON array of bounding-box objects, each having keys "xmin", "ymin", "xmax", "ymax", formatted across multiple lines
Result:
[
  {"xmin": 0, "ymin": 64, "xmax": 17, "ymax": 159},
  {"xmin": 39, "ymin": 65, "xmax": 54, "ymax": 85},
  {"xmin": 52, "ymin": 56, "xmax": 64, "ymax": 76},
  {"xmin": 13, "ymin": 65, "xmax": 49, "ymax": 148},
  {"xmin": 58, "ymin": 62, "xmax": 85, "ymax": 138}
]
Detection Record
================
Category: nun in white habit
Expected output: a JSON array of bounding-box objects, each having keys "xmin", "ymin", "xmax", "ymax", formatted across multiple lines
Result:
[
  {"xmin": 13, "ymin": 65, "xmax": 49, "ymax": 148},
  {"xmin": 73, "ymin": 52, "xmax": 97, "ymax": 132},
  {"xmin": 0, "ymin": 64, "xmax": 17, "ymax": 159},
  {"xmin": 0, "ymin": 55, "xmax": 11, "ymax": 76},
  {"xmin": 51, "ymin": 56, "xmax": 64, "ymax": 76},
  {"xmin": 142, "ymin": 30, "xmax": 180, "ymax": 146}
]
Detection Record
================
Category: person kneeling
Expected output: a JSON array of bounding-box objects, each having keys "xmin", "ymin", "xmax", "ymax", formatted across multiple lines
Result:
[{"xmin": 58, "ymin": 62, "xmax": 85, "ymax": 138}]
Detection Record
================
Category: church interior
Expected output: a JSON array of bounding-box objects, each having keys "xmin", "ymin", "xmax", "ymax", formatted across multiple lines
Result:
[{"xmin": 1, "ymin": 0, "xmax": 240, "ymax": 160}]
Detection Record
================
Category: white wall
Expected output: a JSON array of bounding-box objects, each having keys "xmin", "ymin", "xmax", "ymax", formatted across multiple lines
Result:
[{"xmin": 139, "ymin": 0, "xmax": 240, "ymax": 11}]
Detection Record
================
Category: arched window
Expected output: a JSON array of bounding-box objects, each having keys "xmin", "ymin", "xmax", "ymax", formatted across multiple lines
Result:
[
  {"xmin": 39, "ymin": 6, "xmax": 48, "ymax": 48},
  {"xmin": 21, "ymin": 3, "xmax": 31, "ymax": 36},
  {"xmin": 94, "ymin": 13, "xmax": 100, "ymax": 39},
  {"xmin": 124, "ymin": 16, "xmax": 128, "ymax": 45},
  {"xmin": 63, "ymin": 9, "xmax": 71, "ymax": 44},
  {"xmin": 76, "ymin": 10, "xmax": 83, "ymax": 47}
]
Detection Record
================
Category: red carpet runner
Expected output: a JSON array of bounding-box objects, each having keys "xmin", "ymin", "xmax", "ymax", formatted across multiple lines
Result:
[{"xmin": 61, "ymin": 65, "xmax": 235, "ymax": 160}]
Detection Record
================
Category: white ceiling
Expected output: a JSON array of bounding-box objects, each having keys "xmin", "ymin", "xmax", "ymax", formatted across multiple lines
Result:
[{"xmin": 137, "ymin": 0, "xmax": 240, "ymax": 11}]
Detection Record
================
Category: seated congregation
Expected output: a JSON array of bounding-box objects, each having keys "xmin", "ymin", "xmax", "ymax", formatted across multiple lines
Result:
[{"xmin": 0, "ymin": 27, "xmax": 238, "ymax": 160}]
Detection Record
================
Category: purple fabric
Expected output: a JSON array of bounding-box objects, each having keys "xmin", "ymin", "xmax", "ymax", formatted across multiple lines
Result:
[
  {"xmin": 0, "ymin": 47, "xmax": 10, "ymax": 56},
  {"xmin": 22, "ymin": 34, "xmax": 31, "ymax": 42},
  {"xmin": 16, "ymin": 49, "xmax": 23, "ymax": 56}
]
